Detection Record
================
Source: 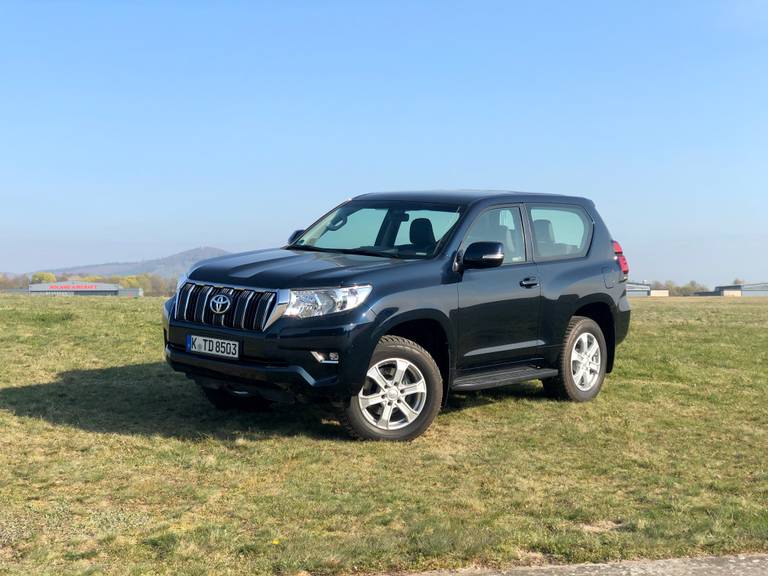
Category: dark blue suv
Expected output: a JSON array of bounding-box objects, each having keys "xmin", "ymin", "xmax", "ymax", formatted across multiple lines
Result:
[{"xmin": 163, "ymin": 191, "xmax": 631, "ymax": 440}]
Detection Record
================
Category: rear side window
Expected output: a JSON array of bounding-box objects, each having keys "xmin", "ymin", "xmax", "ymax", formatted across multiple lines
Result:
[{"xmin": 528, "ymin": 205, "xmax": 592, "ymax": 261}]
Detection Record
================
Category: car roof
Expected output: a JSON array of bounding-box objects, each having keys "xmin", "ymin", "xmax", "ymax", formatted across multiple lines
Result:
[{"xmin": 352, "ymin": 189, "xmax": 591, "ymax": 206}]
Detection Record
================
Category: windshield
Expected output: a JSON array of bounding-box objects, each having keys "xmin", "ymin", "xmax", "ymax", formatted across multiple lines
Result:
[{"xmin": 290, "ymin": 201, "xmax": 464, "ymax": 259}]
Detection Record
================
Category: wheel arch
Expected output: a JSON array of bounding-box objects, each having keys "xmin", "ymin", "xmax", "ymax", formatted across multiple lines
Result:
[
  {"xmin": 371, "ymin": 310, "xmax": 454, "ymax": 402},
  {"xmin": 572, "ymin": 300, "xmax": 616, "ymax": 373}
]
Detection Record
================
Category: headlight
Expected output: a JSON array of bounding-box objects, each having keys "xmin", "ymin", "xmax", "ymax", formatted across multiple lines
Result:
[{"xmin": 284, "ymin": 285, "xmax": 372, "ymax": 319}]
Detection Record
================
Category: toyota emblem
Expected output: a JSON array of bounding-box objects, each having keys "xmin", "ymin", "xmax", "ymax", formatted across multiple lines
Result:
[{"xmin": 209, "ymin": 294, "xmax": 231, "ymax": 314}]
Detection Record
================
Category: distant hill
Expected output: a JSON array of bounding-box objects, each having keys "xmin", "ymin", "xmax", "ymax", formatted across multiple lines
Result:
[{"xmin": 44, "ymin": 247, "xmax": 229, "ymax": 279}]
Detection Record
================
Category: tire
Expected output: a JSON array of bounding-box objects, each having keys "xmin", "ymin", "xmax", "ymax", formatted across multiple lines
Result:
[
  {"xmin": 542, "ymin": 316, "xmax": 607, "ymax": 402},
  {"xmin": 196, "ymin": 378, "xmax": 273, "ymax": 412},
  {"xmin": 339, "ymin": 335, "xmax": 443, "ymax": 441}
]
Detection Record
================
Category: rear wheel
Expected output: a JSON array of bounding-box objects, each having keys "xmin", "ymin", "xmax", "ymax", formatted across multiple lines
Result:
[
  {"xmin": 542, "ymin": 316, "xmax": 607, "ymax": 401},
  {"xmin": 339, "ymin": 336, "xmax": 443, "ymax": 441}
]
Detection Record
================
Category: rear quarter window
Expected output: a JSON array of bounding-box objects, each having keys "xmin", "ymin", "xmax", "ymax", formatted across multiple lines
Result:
[{"xmin": 528, "ymin": 204, "xmax": 593, "ymax": 261}]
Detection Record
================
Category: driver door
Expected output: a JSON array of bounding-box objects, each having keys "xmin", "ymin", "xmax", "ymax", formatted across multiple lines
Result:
[{"xmin": 457, "ymin": 206, "xmax": 542, "ymax": 369}]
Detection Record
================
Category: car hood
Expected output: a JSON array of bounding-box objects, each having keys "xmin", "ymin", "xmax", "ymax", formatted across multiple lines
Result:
[{"xmin": 188, "ymin": 248, "xmax": 410, "ymax": 289}]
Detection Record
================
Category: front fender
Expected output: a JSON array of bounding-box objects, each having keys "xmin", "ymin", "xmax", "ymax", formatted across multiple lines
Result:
[
  {"xmin": 371, "ymin": 307, "xmax": 454, "ymax": 349},
  {"xmin": 338, "ymin": 306, "xmax": 455, "ymax": 396}
]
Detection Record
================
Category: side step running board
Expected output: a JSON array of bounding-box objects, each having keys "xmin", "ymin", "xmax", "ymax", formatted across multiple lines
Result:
[{"xmin": 452, "ymin": 366, "xmax": 559, "ymax": 392}]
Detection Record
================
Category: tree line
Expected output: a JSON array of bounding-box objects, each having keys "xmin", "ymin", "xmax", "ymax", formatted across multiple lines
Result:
[
  {"xmin": 649, "ymin": 280, "xmax": 709, "ymax": 296},
  {"xmin": 0, "ymin": 272, "xmax": 177, "ymax": 296}
]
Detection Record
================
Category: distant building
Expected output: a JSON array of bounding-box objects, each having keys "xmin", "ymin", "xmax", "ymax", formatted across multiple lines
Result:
[
  {"xmin": 626, "ymin": 282, "xmax": 669, "ymax": 297},
  {"xmin": 696, "ymin": 283, "xmax": 768, "ymax": 297},
  {"xmin": 742, "ymin": 283, "xmax": 768, "ymax": 297},
  {"xmin": 28, "ymin": 282, "xmax": 143, "ymax": 297},
  {"xmin": 626, "ymin": 282, "xmax": 651, "ymax": 297}
]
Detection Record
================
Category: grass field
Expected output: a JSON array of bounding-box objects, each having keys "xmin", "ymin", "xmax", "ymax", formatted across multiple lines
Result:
[{"xmin": 0, "ymin": 295, "xmax": 766, "ymax": 575}]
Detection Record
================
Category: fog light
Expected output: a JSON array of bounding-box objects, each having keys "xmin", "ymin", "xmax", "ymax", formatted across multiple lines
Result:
[{"xmin": 311, "ymin": 351, "xmax": 340, "ymax": 364}]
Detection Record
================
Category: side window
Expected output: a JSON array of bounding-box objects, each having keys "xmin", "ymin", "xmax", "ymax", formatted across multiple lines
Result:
[
  {"xmin": 462, "ymin": 207, "xmax": 526, "ymax": 264},
  {"xmin": 528, "ymin": 205, "xmax": 592, "ymax": 260},
  {"xmin": 312, "ymin": 208, "xmax": 388, "ymax": 248}
]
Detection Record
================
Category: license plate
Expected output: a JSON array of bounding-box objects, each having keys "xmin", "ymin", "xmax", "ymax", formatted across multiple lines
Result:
[{"xmin": 186, "ymin": 335, "xmax": 239, "ymax": 359}]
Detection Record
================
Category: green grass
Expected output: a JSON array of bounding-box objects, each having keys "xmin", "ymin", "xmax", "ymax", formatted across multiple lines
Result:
[{"xmin": 0, "ymin": 295, "xmax": 766, "ymax": 575}]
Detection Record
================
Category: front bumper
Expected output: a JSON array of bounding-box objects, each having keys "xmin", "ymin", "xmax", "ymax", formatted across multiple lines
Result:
[
  {"xmin": 165, "ymin": 345, "xmax": 331, "ymax": 387},
  {"xmin": 162, "ymin": 297, "xmax": 377, "ymax": 399}
]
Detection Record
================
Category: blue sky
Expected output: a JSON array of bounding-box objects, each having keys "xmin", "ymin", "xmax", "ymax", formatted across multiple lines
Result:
[{"xmin": 1, "ymin": 1, "xmax": 766, "ymax": 286}]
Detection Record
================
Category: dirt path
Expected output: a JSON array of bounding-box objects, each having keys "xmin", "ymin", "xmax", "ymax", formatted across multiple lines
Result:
[{"xmin": 416, "ymin": 555, "xmax": 768, "ymax": 576}]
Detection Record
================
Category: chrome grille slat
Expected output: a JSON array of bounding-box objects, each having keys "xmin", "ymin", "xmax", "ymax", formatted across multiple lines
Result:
[
  {"xmin": 196, "ymin": 286, "xmax": 214, "ymax": 323},
  {"xmin": 237, "ymin": 291, "xmax": 255, "ymax": 330},
  {"xmin": 205, "ymin": 286, "xmax": 224, "ymax": 325},
  {"xmin": 175, "ymin": 282, "xmax": 274, "ymax": 332},
  {"xmin": 177, "ymin": 283, "xmax": 194, "ymax": 321},
  {"xmin": 254, "ymin": 292, "xmax": 275, "ymax": 330},
  {"xmin": 222, "ymin": 288, "xmax": 239, "ymax": 327},
  {"xmin": 218, "ymin": 288, "xmax": 235, "ymax": 327},
  {"xmin": 204, "ymin": 286, "xmax": 222, "ymax": 325},
  {"xmin": 242, "ymin": 291, "xmax": 260, "ymax": 329},
  {"xmin": 189, "ymin": 285, "xmax": 203, "ymax": 321}
]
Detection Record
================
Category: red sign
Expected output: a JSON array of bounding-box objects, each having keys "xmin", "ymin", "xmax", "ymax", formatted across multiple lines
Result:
[{"xmin": 48, "ymin": 284, "xmax": 98, "ymax": 290}]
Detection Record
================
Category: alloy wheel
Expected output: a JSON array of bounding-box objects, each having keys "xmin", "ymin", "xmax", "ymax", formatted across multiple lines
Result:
[
  {"xmin": 571, "ymin": 332, "xmax": 602, "ymax": 391},
  {"xmin": 357, "ymin": 358, "xmax": 428, "ymax": 431}
]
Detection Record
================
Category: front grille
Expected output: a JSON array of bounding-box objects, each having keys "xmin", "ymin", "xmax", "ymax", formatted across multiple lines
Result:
[{"xmin": 174, "ymin": 282, "xmax": 276, "ymax": 331}]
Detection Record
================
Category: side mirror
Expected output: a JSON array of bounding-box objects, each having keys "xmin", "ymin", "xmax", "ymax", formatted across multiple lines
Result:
[
  {"xmin": 287, "ymin": 229, "xmax": 305, "ymax": 244},
  {"xmin": 462, "ymin": 242, "xmax": 504, "ymax": 269}
]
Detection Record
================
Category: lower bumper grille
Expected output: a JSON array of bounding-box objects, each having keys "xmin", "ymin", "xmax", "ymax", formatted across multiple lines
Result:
[{"xmin": 174, "ymin": 282, "xmax": 276, "ymax": 331}]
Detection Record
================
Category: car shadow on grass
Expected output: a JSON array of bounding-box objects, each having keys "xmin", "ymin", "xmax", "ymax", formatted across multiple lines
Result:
[{"xmin": 0, "ymin": 362, "xmax": 349, "ymax": 441}]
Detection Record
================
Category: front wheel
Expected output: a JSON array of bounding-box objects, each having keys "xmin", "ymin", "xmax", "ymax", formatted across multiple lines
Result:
[
  {"xmin": 542, "ymin": 316, "xmax": 607, "ymax": 401},
  {"xmin": 339, "ymin": 336, "xmax": 443, "ymax": 441}
]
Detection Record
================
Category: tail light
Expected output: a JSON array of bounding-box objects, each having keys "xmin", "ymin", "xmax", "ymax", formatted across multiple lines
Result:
[{"xmin": 613, "ymin": 241, "xmax": 629, "ymax": 278}]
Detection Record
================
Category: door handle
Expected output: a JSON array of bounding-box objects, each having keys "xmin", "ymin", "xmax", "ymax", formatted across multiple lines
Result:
[{"xmin": 520, "ymin": 277, "xmax": 539, "ymax": 288}]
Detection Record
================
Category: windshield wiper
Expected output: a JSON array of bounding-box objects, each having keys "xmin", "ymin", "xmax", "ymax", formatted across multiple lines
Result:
[
  {"xmin": 287, "ymin": 244, "xmax": 345, "ymax": 253},
  {"xmin": 336, "ymin": 248, "xmax": 403, "ymax": 259},
  {"xmin": 288, "ymin": 245, "xmax": 401, "ymax": 259}
]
